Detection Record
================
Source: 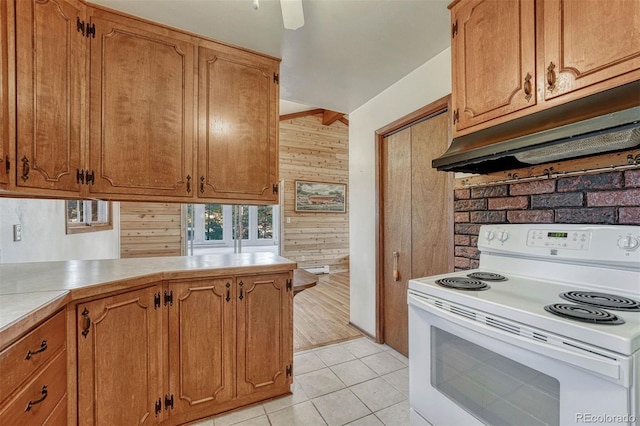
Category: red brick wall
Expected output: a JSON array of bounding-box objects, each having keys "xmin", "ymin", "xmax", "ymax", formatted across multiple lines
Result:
[{"xmin": 454, "ymin": 170, "xmax": 640, "ymax": 270}]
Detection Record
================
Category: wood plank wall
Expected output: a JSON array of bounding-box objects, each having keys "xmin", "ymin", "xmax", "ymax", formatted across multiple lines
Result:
[
  {"xmin": 280, "ymin": 115, "xmax": 349, "ymax": 272},
  {"xmin": 120, "ymin": 202, "xmax": 184, "ymax": 258}
]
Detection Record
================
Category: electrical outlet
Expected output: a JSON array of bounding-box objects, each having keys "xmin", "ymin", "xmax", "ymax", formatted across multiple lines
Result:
[
  {"xmin": 13, "ymin": 224, "xmax": 22, "ymax": 242},
  {"xmin": 286, "ymin": 217, "xmax": 291, "ymax": 223}
]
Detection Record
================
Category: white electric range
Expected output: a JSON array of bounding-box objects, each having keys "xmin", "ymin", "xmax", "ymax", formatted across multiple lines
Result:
[{"xmin": 408, "ymin": 224, "xmax": 640, "ymax": 426}]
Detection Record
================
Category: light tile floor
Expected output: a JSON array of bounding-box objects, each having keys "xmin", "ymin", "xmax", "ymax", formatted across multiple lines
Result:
[{"xmin": 190, "ymin": 337, "xmax": 411, "ymax": 426}]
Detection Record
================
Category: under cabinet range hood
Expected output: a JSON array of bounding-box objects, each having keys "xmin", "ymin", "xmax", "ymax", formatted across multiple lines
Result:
[{"xmin": 433, "ymin": 81, "xmax": 640, "ymax": 174}]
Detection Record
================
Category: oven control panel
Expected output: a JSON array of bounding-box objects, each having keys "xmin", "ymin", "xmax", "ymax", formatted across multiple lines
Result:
[{"xmin": 526, "ymin": 229, "xmax": 592, "ymax": 250}]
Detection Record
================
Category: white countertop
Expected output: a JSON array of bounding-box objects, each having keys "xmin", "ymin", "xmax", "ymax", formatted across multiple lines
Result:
[{"xmin": 0, "ymin": 252, "xmax": 296, "ymax": 346}]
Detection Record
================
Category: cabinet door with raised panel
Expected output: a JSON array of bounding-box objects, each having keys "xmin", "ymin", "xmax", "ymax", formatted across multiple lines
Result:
[
  {"xmin": 198, "ymin": 43, "xmax": 279, "ymax": 204},
  {"xmin": 540, "ymin": 0, "xmax": 640, "ymax": 102},
  {"xmin": 14, "ymin": 0, "xmax": 84, "ymax": 191},
  {"xmin": 236, "ymin": 273, "xmax": 292, "ymax": 397},
  {"xmin": 88, "ymin": 10, "xmax": 195, "ymax": 199},
  {"xmin": 451, "ymin": 0, "xmax": 535, "ymax": 134},
  {"xmin": 77, "ymin": 284, "xmax": 163, "ymax": 425},
  {"xmin": 0, "ymin": 0, "xmax": 11, "ymax": 187},
  {"xmin": 168, "ymin": 278, "xmax": 235, "ymax": 417}
]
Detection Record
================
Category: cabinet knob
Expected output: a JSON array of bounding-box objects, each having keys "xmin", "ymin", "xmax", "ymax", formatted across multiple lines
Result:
[
  {"xmin": 546, "ymin": 62, "xmax": 557, "ymax": 91},
  {"xmin": 20, "ymin": 156, "xmax": 30, "ymax": 182},
  {"xmin": 523, "ymin": 73, "xmax": 532, "ymax": 101}
]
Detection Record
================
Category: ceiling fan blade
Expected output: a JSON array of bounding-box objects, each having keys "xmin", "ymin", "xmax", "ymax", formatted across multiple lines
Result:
[{"xmin": 280, "ymin": 0, "xmax": 304, "ymax": 30}]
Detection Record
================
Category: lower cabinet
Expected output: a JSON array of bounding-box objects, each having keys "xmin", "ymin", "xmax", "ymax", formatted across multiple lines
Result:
[{"xmin": 77, "ymin": 272, "xmax": 293, "ymax": 425}]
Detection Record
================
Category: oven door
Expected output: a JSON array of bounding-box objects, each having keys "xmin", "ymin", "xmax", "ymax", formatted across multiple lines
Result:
[{"xmin": 408, "ymin": 291, "xmax": 635, "ymax": 426}]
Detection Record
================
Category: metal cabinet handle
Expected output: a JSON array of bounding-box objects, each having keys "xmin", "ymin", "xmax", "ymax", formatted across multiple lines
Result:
[
  {"xmin": 239, "ymin": 281, "xmax": 244, "ymax": 300},
  {"xmin": 199, "ymin": 176, "xmax": 205, "ymax": 194},
  {"xmin": 392, "ymin": 251, "xmax": 400, "ymax": 282},
  {"xmin": 546, "ymin": 62, "xmax": 556, "ymax": 91},
  {"xmin": 25, "ymin": 386, "xmax": 48, "ymax": 412},
  {"xmin": 21, "ymin": 156, "xmax": 30, "ymax": 181},
  {"xmin": 81, "ymin": 308, "xmax": 91, "ymax": 338},
  {"xmin": 523, "ymin": 72, "xmax": 532, "ymax": 101},
  {"xmin": 225, "ymin": 282, "xmax": 231, "ymax": 302},
  {"xmin": 186, "ymin": 175, "xmax": 191, "ymax": 193},
  {"xmin": 25, "ymin": 340, "xmax": 47, "ymax": 360}
]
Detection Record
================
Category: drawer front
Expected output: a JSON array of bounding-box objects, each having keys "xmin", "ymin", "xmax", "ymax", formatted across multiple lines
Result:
[
  {"xmin": 42, "ymin": 395, "xmax": 67, "ymax": 426},
  {"xmin": 0, "ymin": 349, "xmax": 67, "ymax": 424},
  {"xmin": 0, "ymin": 310, "xmax": 66, "ymax": 402}
]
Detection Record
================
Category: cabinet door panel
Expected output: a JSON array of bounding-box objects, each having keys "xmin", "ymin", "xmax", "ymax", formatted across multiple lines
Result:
[
  {"xmin": 236, "ymin": 274, "xmax": 292, "ymax": 397},
  {"xmin": 169, "ymin": 278, "xmax": 235, "ymax": 416},
  {"xmin": 198, "ymin": 45, "xmax": 278, "ymax": 203},
  {"xmin": 77, "ymin": 285, "xmax": 163, "ymax": 425},
  {"xmin": 0, "ymin": 0, "xmax": 11, "ymax": 186},
  {"xmin": 88, "ymin": 12, "xmax": 194, "ymax": 197},
  {"xmin": 541, "ymin": 0, "xmax": 640, "ymax": 100},
  {"xmin": 452, "ymin": 0, "xmax": 535, "ymax": 132},
  {"xmin": 15, "ymin": 0, "xmax": 83, "ymax": 191}
]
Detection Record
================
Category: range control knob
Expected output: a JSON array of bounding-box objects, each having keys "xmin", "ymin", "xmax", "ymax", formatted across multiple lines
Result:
[
  {"xmin": 617, "ymin": 235, "xmax": 640, "ymax": 250},
  {"xmin": 497, "ymin": 231, "xmax": 509, "ymax": 242},
  {"xmin": 485, "ymin": 230, "xmax": 496, "ymax": 241}
]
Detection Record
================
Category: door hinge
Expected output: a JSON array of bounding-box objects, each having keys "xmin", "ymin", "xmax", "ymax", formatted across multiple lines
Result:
[
  {"xmin": 164, "ymin": 394, "xmax": 174, "ymax": 410},
  {"xmin": 164, "ymin": 290, "xmax": 173, "ymax": 306},
  {"xmin": 77, "ymin": 17, "xmax": 85, "ymax": 36},
  {"xmin": 5, "ymin": 156, "xmax": 9, "ymax": 174},
  {"xmin": 86, "ymin": 22, "xmax": 96, "ymax": 38},
  {"xmin": 452, "ymin": 20, "xmax": 458, "ymax": 38},
  {"xmin": 286, "ymin": 278, "xmax": 292, "ymax": 292},
  {"xmin": 155, "ymin": 398, "xmax": 162, "ymax": 416},
  {"xmin": 452, "ymin": 109, "xmax": 459, "ymax": 124},
  {"xmin": 154, "ymin": 292, "xmax": 161, "ymax": 309},
  {"xmin": 273, "ymin": 183, "xmax": 279, "ymax": 195},
  {"xmin": 274, "ymin": 73, "xmax": 279, "ymax": 84},
  {"xmin": 286, "ymin": 364, "xmax": 292, "ymax": 377}
]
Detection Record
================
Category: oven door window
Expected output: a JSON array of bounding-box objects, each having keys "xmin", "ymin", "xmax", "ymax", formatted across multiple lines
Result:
[{"xmin": 432, "ymin": 327, "xmax": 560, "ymax": 426}]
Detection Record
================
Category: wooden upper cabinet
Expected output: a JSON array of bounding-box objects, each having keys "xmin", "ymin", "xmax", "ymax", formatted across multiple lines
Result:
[
  {"xmin": 198, "ymin": 43, "xmax": 279, "ymax": 204},
  {"xmin": 87, "ymin": 10, "xmax": 195, "ymax": 198},
  {"xmin": 14, "ymin": 0, "xmax": 85, "ymax": 191},
  {"xmin": 168, "ymin": 278, "xmax": 235, "ymax": 416},
  {"xmin": 0, "ymin": 0, "xmax": 10, "ymax": 186},
  {"xmin": 451, "ymin": 0, "xmax": 536, "ymax": 133},
  {"xmin": 77, "ymin": 284, "xmax": 164, "ymax": 425},
  {"xmin": 540, "ymin": 0, "xmax": 640, "ymax": 101},
  {"xmin": 236, "ymin": 273, "xmax": 292, "ymax": 397}
]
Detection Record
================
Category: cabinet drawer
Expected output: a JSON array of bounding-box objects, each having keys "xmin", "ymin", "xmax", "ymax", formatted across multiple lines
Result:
[
  {"xmin": 0, "ymin": 349, "xmax": 67, "ymax": 425},
  {"xmin": 0, "ymin": 310, "xmax": 66, "ymax": 402},
  {"xmin": 42, "ymin": 395, "xmax": 67, "ymax": 426}
]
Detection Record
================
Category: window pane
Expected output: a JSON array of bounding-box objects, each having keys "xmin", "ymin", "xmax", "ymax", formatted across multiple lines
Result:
[
  {"xmin": 257, "ymin": 206, "xmax": 273, "ymax": 239},
  {"xmin": 90, "ymin": 200, "xmax": 99, "ymax": 223},
  {"xmin": 67, "ymin": 200, "xmax": 80, "ymax": 223},
  {"xmin": 204, "ymin": 204, "xmax": 223, "ymax": 241},
  {"xmin": 231, "ymin": 206, "xmax": 249, "ymax": 240}
]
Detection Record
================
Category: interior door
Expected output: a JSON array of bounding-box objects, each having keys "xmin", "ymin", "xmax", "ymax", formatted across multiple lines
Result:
[
  {"xmin": 381, "ymin": 110, "xmax": 453, "ymax": 357},
  {"xmin": 382, "ymin": 127, "xmax": 412, "ymax": 356}
]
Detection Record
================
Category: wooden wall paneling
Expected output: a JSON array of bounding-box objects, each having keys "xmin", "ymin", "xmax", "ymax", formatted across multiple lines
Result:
[
  {"xmin": 279, "ymin": 116, "xmax": 349, "ymax": 272},
  {"xmin": 120, "ymin": 202, "xmax": 184, "ymax": 258}
]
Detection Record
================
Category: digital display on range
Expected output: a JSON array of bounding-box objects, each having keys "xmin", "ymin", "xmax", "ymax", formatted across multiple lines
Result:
[{"xmin": 547, "ymin": 232, "xmax": 568, "ymax": 238}]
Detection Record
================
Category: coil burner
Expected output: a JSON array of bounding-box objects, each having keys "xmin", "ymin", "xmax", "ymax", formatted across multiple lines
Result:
[
  {"xmin": 435, "ymin": 277, "xmax": 489, "ymax": 291},
  {"xmin": 466, "ymin": 272, "xmax": 508, "ymax": 282},
  {"xmin": 559, "ymin": 291, "xmax": 640, "ymax": 312},
  {"xmin": 544, "ymin": 303, "xmax": 625, "ymax": 325}
]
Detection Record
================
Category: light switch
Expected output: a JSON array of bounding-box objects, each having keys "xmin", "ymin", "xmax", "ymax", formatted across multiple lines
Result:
[{"xmin": 13, "ymin": 224, "xmax": 22, "ymax": 242}]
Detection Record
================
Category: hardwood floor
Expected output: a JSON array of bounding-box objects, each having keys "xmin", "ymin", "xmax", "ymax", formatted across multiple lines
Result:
[{"xmin": 294, "ymin": 272, "xmax": 363, "ymax": 352}]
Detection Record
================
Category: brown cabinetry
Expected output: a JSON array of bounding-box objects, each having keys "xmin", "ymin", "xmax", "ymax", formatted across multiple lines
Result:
[
  {"xmin": 198, "ymin": 42, "xmax": 279, "ymax": 204},
  {"xmin": 77, "ymin": 284, "xmax": 163, "ymax": 425},
  {"xmin": 0, "ymin": 0, "xmax": 11, "ymax": 187},
  {"xmin": 14, "ymin": 0, "xmax": 85, "ymax": 192},
  {"xmin": 87, "ymin": 10, "xmax": 195, "ymax": 199},
  {"xmin": 0, "ymin": 310, "xmax": 67, "ymax": 425},
  {"xmin": 77, "ymin": 272, "xmax": 292, "ymax": 425},
  {"xmin": 451, "ymin": 0, "xmax": 536, "ymax": 132},
  {"xmin": 450, "ymin": 0, "xmax": 640, "ymax": 136},
  {"xmin": 6, "ymin": 0, "xmax": 280, "ymax": 203}
]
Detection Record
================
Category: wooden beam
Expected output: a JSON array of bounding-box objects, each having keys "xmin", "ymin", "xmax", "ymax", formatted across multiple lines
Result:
[
  {"xmin": 279, "ymin": 109, "xmax": 324, "ymax": 121},
  {"xmin": 322, "ymin": 110, "xmax": 344, "ymax": 126}
]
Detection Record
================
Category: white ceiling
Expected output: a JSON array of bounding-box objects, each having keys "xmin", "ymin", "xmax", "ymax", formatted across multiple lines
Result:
[{"xmin": 88, "ymin": 0, "xmax": 451, "ymax": 114}]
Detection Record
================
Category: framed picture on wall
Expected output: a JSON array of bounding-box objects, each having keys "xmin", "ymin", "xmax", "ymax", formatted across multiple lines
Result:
[{"xmin": 295, "ymin": 180, "xmax": 347, "ymax": 213}]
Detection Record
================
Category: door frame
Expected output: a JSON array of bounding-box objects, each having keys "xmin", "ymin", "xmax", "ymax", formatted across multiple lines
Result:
[{"xmin": 374, "ymin": 95, "xmax": 452, "ymax": 344}]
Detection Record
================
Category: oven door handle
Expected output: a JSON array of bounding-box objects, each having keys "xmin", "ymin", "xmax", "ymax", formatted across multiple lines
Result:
[{"xmin": 408, "ymin": 292, "xmax": 626, "ymax": 384}]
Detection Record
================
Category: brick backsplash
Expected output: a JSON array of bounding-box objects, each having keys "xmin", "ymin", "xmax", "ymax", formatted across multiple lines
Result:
[{"xmin": 453, "ymin": 170, "xmax": 640, "ymax": 270}]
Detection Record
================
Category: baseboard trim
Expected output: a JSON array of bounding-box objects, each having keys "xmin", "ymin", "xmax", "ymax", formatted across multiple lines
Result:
[{"xmin": 348, "ymin": 322, "xmax": 379, "ymax": 343}]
